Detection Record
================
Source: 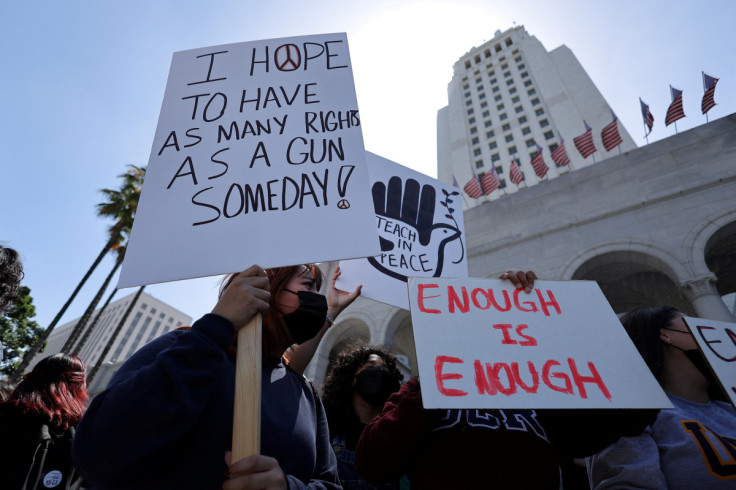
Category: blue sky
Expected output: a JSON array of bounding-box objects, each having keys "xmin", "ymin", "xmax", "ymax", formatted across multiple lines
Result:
[{"xmin": 2, "ymin": 0, "xmax": 734, "ymax": 328}]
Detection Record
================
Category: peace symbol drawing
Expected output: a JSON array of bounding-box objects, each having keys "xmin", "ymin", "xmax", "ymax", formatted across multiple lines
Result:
[{"xmin": 274, "ymin": 44, "xmax": 301, "ymax": 71}]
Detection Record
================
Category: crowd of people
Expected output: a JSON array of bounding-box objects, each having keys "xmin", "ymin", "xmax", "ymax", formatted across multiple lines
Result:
[{"xmin": 2, "ymin": 243, "xmax": 735, "ymax": 489}]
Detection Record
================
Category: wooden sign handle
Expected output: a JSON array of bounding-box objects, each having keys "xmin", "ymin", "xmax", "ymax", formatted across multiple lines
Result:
[{"xmin": 232, "ymin": 313, "xmax": 262, "ymax": 462}]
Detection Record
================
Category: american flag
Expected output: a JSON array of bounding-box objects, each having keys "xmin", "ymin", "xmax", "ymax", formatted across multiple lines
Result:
[
  {"xmin": 480, "ymin": 167, "xmax": 501, "ymax": 195},
  {"xmin": 573, "ymin": 122, "xmax": 597, "ymax": 158},
  {"xmin": 701, "ymin": 73, "xmax": 719, "ymax": 114},
  {"xmin": 463, "ymin": 174, "xmax": 483, "ymax": 199},
  {"xmin": 601, "ymin": 111, "xmax": 623, "ymax": 151},
  {"xmin": 509, "ymin": 158, "xmax": 524, "ymax": 184},
  {"xmin": 640, "ymin": 98, "xmax": 654, "ymax": 134},
  {"xmin": 531, "ymin": 145, "xmax": 549, "ymax": 178},
  {"xmin": 665, "ymin": 86, "xmax": 685, "ymax": 126},
  {"xmin": 551, "ymin": 137, "xmax": 571, "ymax": 166}
]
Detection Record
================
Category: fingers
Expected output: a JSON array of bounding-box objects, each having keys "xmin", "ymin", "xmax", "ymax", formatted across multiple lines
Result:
[
  {"xmin": 500, "ymin": 270, "xmax": 537, "ymax": 293},
  {"xmin": 224, "ymin": 455, "xmax": 286, "ymax": 490},
  {"xmin": 212, "ymin": 265, "xmax": 271, "ymax": 329}
]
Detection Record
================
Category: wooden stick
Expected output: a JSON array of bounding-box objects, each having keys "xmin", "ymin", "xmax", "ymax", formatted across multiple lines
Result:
[{"xmin": 232, "ymin": 313, "xmax": 262, "ymax": 462}]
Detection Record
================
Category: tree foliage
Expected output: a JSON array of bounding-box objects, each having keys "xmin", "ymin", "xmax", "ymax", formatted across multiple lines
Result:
[{"xmin": 0, "ymin": 286, "xmax": 43, "ymax": 376}]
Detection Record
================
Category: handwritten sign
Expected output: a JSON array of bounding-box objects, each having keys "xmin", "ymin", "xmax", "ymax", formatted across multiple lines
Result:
[
  {"xmin": 118, "ymin": 33, "xmax": 379, "ymax": 288},
  {"xmin": 683, "ymin": 316, "xmax": 736, "ymax": 407},
  {"xmin": 409, "ymin": 277, "xmax": 672, "ymax": 409},
  {"xmin": 337, "ymin": 152, "xmax": 467, "ymax": 309}
]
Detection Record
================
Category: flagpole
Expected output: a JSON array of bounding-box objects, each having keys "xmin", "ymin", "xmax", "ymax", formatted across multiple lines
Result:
[{"xmin": 453, "ymin": 174, "xmax": 470, "ymax": 209}]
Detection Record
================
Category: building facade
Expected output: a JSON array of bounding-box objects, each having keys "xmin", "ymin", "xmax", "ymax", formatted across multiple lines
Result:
[
  {"xmin": 306, "ymin": 115, "xmax": 736, "ymax": 388},
  {"xmin": 438, "ymin": 26, "xmax": 636, "ymax": 207},
  {"xmin": 31, "ymin": 291, "xmax": 191, "ymax": 392}
]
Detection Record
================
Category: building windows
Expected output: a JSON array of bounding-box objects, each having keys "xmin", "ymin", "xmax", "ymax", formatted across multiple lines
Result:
[
  {"xmin": 484, "ymin": 120, "xmax": 492, "ymax": 127},
  {"xmin": 489, "ymin": 141, "xmax": 497, "ymax": 149},
  {"xmin": 496, "ymin": 165, "xmax": 504, "ymax": 174},
  {"xmin": 476, "ymin": 160, "xmax": 484, "ymax": 169},
  {"xmin": 505, "ymin": 38, "xmax": 512, "ymax": 47},
  {"xmin": 504, "ymin": 71, "xmax": 511, "ymax": 78},
  {"xmin": 501, "ymin": 63, "xmax": 508, "ymax": 70},
  {"xmin": 488, "ymin": 70, "xmax": 496, "ymax": 77},
  {"xmin": 549, "ymin": 143, "xmax": 559, "ymax": 153},
  {"xmin": 463, "ymin": 83, "xmax": 469, "ymax": 90},
  {"xmin": 465, "ymin": 60, "xmax": 471, "ymax": 69},
  {"xmin": 508, "ymin": 146, "xmax": 518, "ymax": 155},
  {"xmin": 506, "ymin": 79, "xmax": 514, "ymax": 86},
  {"xmin": 471, "ymin": 137, "xmax": 479, "ymax": 145},
  {"xmin": 491, "ymin": 153, "xmax": 500, "ymax": 162},
  {"xmin": 140, "ymin": 303, "xmax": 148, "ymax": 310},
  {"xmin": 517, "ymin": 63, "xmax": 526, "ymax": 70},
  {"xmin": 494, "ymin": 94, "xmax": 502, "ymax": 102},
  {"xmin": 470, "ymin": 126, "xmax": 477, "ymax": 134},
  {"xmin": 467, "ymin": 108, "xmax": 474, "ymax": 115},
  {"xmin": 512, "ymin": 96, "xmax": 520, "ymax": 104},
  {"xmin": 482, "ymin": 110, "xmax": 490, "ymax": 118},
  {"xmin": 499, "ymin": 113, "xmax": 508, "ymax": 121},
  {"xmin": 519, "ymin": 115, "xmax": 527, "ymax": 124},
  {"xmin": 515, "ymin": 106, "xmax": 524, "ymax": 114},
  {"xmin": 539, "ymin": 119, "xmax": 549, "ymax": 127},
  {"xmin": 544, "ymin": 130, "xmax": 555, "ymax": 140},
  {"xmin": 527, "ymin": 88, "xmax": 536, "ymax": 96},
  {"xmin": 473, "ymin": 148, "xmax": 481, "ymax": 156},
  {"xmin": 480, "ymin": 101, "xmax": 488, "ymax": 108},
  {"xmin": 486, "ymin": 129, "xmax": 495, "ymax": 138},
  {"xmin": 526, "ymin": 138, "xmax": 536, "ymax": 148},
  {"xmin": 521, "ymin": 71, "xmax": 529, "ymax": 78},
  {"xmin": 514, "ymin": 56, "xmax": 522, "ymax": 63},
  {"xmin": 495, "ymin": 43, "xmax": 502, "ymax": 53},
  {"xmin": 464, "ymin": 91, "xmax": 471, "ymax": 98},
  {"xmin": 479, "ymin": 92, "xmax": 486, "ymax": 99},
  {"xmin": 490, "ymin": 78, "xmax": 497, "ymax": 85},
  {"xmin": 492, "ymin": 86, "xmax": 500, "ymax": 93},
  {"xmin": 497, "ymin": 103, "xmax": 505, "ymax": 111},
  {"xmin": 524, "ymin": 80, "xmax": 533, "ymax": 87},
  {"xmin": 499, "ymin": 178, "xmax": 507, "ymax": 189},
  {"xmin": 484, "ymin": 49, "xmax": 491, "ymax": 58},
  {"xmin": 522, "ymin": 126, "xmax": 531, "ymax": 135},
  {"xmin": 505, "ymin": 134, "xmax": 514, "ymax": 142},
  {"xmin": 535, "ymin": 108, "xmax": 545, "ymax": 116},
  {"xmin": 502, "ymin": 123, "xmax": 511, "ymax": 132},
  {"xmin": 531, "ymin": 98, "xmax": 540, "ymax": 106},
  {"xmin": 469, "ymin": 117, "xmax": 476, "ymax": 124},
  {"xmin": 466, "ymin": 100, "xmax": 472, "ymax": 107},
  {"xmin": 509, "ymin": 87, "xmax": 517, "ymax": 94},
  {"xmin": 474, "ymin": 55, "xmax": 481, "ymax": 64}
]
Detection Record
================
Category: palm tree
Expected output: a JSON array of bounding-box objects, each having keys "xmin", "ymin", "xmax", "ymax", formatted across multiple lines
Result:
[
  {"xmin": 12, "ymin": 165, "xmax": 146, "ymax": 381},
  {"xmin": 87, "ymin": 285, "xmax": 146, "ymax": 384}
]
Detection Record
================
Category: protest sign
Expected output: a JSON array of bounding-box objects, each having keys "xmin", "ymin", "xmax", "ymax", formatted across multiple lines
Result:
[
  {"xmin": 337, "ymin": 152, "xmax": 467, "ymax": 309},
  {"xmin": 682, "ymin": 316, "xmax": 736, "ymax": 407},
  {"xmin": 118, "ymin": 33, "xmax": 379, "ymax": 288},
  {"xmin": 409, "ymin": 277, "xmax": 672, "ymax": 409}
]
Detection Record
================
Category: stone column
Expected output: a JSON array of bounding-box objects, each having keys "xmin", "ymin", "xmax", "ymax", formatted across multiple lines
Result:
[{"xmin": 681, "ymin": 274, "xmax": 736, "ymax": 322}]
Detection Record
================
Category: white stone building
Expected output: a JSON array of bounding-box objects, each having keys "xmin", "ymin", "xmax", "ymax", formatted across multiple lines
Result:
[
  {"xmin": 306, "ymin": 115, "xmax": 736, "ymax": 388},
  {"xmin": 437, "ymin": 25, "xmax": 637, "ymax": 208},
  {"xmin": 31, "ymin": 291, "xmax": 191, "ymax": 392}
]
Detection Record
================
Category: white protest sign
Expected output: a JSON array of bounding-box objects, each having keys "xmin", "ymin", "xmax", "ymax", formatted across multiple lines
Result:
[
  {"xmin": 682, "ymin": 316, "xmax": 736, "ymax": 406},
  {"xmin": 409, "ymin": 277, "xmax": 672, "ymax": 409},
  {"xmin": 337, "ymin": 152, "xmax": 467, "ymax": 309},
  {"xmin": 119, "ymin": 33, "xmax": 379, "ymax": 288}
]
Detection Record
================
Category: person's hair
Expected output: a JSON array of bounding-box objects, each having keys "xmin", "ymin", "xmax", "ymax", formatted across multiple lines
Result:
[
  {"xmin": 3, "ymin": 353, "xmax": 88, "ymax": 429},
  {"xmin": 0, "ymin": 245, "xmax": 24, "ymax": 312},
  {"xmin": 0, "ymin": 380, "xmax": 15, "ymax": 402},
  {"xmin": 321, "ymin": 342, "xmax": 404, "ymax": 436},
  {"xmin": 620, "ymin": 306, "xmax": 680, "ymax": 380},
  {"xmin": 220, "ymin": 264, "xmax": 323, "ymax": 359}
]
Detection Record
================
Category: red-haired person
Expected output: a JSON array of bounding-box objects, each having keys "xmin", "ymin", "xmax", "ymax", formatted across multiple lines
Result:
[
  {"xmin": 0, "ymin": 353, "xmax": 88, "ymax": 490},
  {"xmin": 73, "ymin": 264, "xmax": 360, "ymax": 490}
]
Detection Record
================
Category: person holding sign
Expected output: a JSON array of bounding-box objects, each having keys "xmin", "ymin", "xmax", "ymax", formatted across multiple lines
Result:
[
  {"xmin": 587, "ymin": 306, "xmax": 736, "ymax": 489},
  {"xmin": 73, "ymin": 264, "xmax": 360, "ymax": 490}
]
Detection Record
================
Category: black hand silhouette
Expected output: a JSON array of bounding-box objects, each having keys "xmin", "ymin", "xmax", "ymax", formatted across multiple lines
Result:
[
  {"xmin": 372, "ymin": 177, "xmax": 436, "ymax": 250},
  {"xmin": 369, "ymin": 177, "xmax": 462, "ymax": 282}
]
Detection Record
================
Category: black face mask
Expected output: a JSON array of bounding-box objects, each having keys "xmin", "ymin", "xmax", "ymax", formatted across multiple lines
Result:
[
  {"xmin": 282, "ymin": 289, "xmax": 328, "ymax": 345},
  {"xmin": 667, "ymin": 340, "xmax": 727, "ymax": 401},
  {"xmin": 354, "ymin": 366, "xmax": 397, "ymax": 407}
]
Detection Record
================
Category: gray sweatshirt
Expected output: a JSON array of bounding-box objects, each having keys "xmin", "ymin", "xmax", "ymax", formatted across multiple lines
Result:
[{"xmin": 587, "ymin": 392, "xmax": 736, "ymax": 489}]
